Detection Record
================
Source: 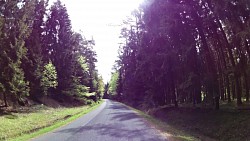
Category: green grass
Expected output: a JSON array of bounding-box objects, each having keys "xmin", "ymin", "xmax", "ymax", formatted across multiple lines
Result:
[
  {"xmin": 142, "ymin": 103, "xmax": 250, "ymax": 141},
  {"xmin": 122, "ymin": 101, "xmax": 250, "ymax": 141},
  {"xmin": 123, "ymin": 104, "xmax": 200, "ymax": 141},
  {"xmin": 0, "ymin": 101, "xmax": 103, "ymax": 141},
  {"xmin": 156, "ymin": 107, "xmax": 250, "ymax": 141}
]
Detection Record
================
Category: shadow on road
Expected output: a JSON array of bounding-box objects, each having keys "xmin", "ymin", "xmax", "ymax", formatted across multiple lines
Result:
[
  {"xmin": 107, "ymin": 103, "xmax": 128, "ymax": 110},
  {"xmin": 54, "ymin": 102, "xmax": 165, "ymax": 141},
  {"xmin": 107, "ymin": 102, "xmax": 144, "ymax": 122},
  {"xmin": 111, "ymin": 112, "xmax": 142, "ymax": 122},
  {"xmin": 55, "ymin": 123, "xmax": 161, "ymax": 141}
]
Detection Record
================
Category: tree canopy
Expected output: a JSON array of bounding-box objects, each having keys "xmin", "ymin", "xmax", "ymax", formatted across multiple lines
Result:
[
  {"xmin": 0, "ymin": 0, "xmax": 104, "ymax": 107},
  {"xmin": 111, "ymin": 0, "xmax": 250, "ymax": 110}
]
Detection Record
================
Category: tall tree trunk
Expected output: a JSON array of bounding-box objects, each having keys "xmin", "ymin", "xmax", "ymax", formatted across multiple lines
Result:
[
  {"xmin": 196, "ymin": 86, "xmax": 202, "ymax": 104},
  {"xmin": 215, "ymin": 18, "xmax": 242, "ymax": 105},
  {"xmin": 169, "ymin": 58, "xmax": 178, "ymax": 108},
  {"xmin": 217, "ymin": 55, "xmax": 225, "ymax": 101},
  {"xmin": 219, "ymin": 79, "xmax": 225, "ymax": 101},
  {"xmin": 214, "ymin": 27, "xmax": 231, "ymax": 103},
  {"xmin": 232, "ymin": 81, "xmax": 236, "ymax": 100},
  {"xmin": 192, "ymin": 9, "xmax": 219, "ymax": 108},
  {"xmin": 3, "ymin": 93, "xmax": 8, "ymax": 107},
  {"xmin": 226, "ymin": 76, "xmax": 231, "ymax": 102},
  {"xmin": 236, "ymin": 78, "xmax": 242, "ymax": 105},
  {"xmin": 244, "ymin": 71, "xmax": 249, "ymax": 102},
  {"xmin": 215, "ymin": 96, "xmax": 219, "ymax": 110},
  {"xmin": 244, "ymin": 39, "xmax": 250, "ymax": 102},
  {"xmin": 171, "ymin": 75, "xmax": 178, "ymax": 108}
]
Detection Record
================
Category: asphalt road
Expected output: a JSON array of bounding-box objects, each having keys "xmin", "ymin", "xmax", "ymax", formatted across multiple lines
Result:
[{"xmin": 32, "ymin": 99, "xmax": 167, "ymax": 141}]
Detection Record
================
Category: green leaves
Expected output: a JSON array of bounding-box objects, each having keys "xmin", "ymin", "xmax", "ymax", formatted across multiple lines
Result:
[
  {"xmin": 0, "ymin": 0, "xmax": 104, "ymax": 106},
  {"xmin": 0, "ymin": 0, "xmax": 34, "ymax": 105},
  {"xmin": 77, "ymin": 55, "xmax": 89, "ymax": 74},
  {"xmin": 41, "ymin": 62, "xmax": 58, "ymax": 95},
  {"xmin": 109, "ymin": 72, "xmax": 119, "ymax": 95}
]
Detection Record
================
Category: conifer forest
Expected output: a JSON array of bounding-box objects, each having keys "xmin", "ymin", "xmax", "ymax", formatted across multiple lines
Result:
[
  {"xmin": 0, "ymin": 0, "xmax": 104, "ymax": 107},
  {"xmin": 1, "ymin": 0, "xmax": 250, "ymax": 140},
  {"xmin": 109, "ymin": 0, "xmax": 250, "ymax": 110}
]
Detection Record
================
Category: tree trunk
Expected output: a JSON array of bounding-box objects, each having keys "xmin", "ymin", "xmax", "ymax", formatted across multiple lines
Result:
[
  {"xmin": 192, "ymin": 11, "xmax": 219, "ymax": 107},
  {"xmin": 244, "ymin": 71, "xmax": 249, "ymax": 102},
  {"xmin": 171, "ymin": 77, "xmax": 178, "ymax": 108},
  {"xmin": 244, "ymin": 39, "xmax": 250, "ymax": 102},
  {"xmin": 3, "ymin": 93, "xmax": 8, "ymax": 107},
  {"xmin": 196, "ymin": 87, "xmax": 202, "ymax": 104},
  {"xmin": 217, "ymin": 59, "xmax": 225, "ymax": 101},
  {"xmin": 226, "ymin": 76, "xmax": 231, "ymax": 102},
  {"xmin": 232, "ymin": 81, "xmax": 236, "ymax": 100},
  {"xmin": 236, "ymin": 78, "xmax": 242, "ymax": 105},
  {"xmin": 213, "ymin": 24, "xmax": 231, "ymax": 103},
  {"xmin": 220, "ymin": 83, "xmax": 225, "ymax": 101},
  {"xmin": 216, "ymin": 18, "xmax": 242, "ymax": 105},
  {"xmin": 215, "ymin": 96, "xmax": 219, "ymax": 110},
  {"xmin": 169, "ymin": 58, "xmax": 178, "ymax": 108}
]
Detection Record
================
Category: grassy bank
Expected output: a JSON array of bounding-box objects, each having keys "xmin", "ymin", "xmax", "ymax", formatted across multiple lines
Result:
[
  {"xmin": 152, "ymin": 105, "xmax": 250, "ymax": 141},
  {"xmin": 0, "ymin": 101, "xmax": 103, "ymax": 141},
  {"xmin": 124, "ymin": 105, "xmax": 200, "ymax": 141},
  {"xmin": 125, "ymin": 102, "xmax": 250, "ymax": 141}
]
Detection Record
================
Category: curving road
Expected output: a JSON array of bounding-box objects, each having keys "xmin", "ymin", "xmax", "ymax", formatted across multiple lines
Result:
[{"xmin": 32, "ymin": 99, "xmax": 167, "ymax": 141}]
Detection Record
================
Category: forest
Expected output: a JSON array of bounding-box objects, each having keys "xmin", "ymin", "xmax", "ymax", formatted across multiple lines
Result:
[
  {"xmin": 106, "ymin": 1, "xmax": 250, "ymax": 139},
  {"xmin": 0, "ymin": 0, "xmax": 104, "ymax": 107},
  {"xmin": 1, "ymin": 0, "xmax": 250, "ymax": 140},
  {"xmin": 109, "ymin": 0, "xmax": 250, "ymax": 110}
]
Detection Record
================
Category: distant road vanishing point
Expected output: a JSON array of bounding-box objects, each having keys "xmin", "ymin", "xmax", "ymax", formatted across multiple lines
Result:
[{"xmin": 31, "ymin": 99, "xmax": 167, "ymax": 141}]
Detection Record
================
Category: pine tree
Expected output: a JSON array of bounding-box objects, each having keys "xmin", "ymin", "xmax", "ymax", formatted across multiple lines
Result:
[
  {"xmin": 41, "ymin": 62, "xmax": 58, "ymax": 96},
  {"xmin": 44, "ymin": 0, "xmax": 74, "ymax": 97},
  {"xmin": 0, "ymin": 0, "xmax": 34, "ymax": 106},
  {"xmin": 22, "ymin": 0, "xmax": 48, "ymax": 100}
]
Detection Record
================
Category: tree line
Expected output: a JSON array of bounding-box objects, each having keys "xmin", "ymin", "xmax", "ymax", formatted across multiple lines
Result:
[
  {"xmin": 109, "ymin": 0, "xmax": 250, "ymax": 109},
  {"xmin": 0, "ymin": 0, "xmax": 104, "ymax": 107}
]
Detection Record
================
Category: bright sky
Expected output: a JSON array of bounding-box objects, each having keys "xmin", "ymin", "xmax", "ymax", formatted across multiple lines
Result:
[{"xmin": 50, "ymin": 0, "xmax": 143, "ymax": 82}]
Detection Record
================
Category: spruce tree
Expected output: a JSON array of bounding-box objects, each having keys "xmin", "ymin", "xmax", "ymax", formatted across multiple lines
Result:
[
  {"xmin": 44, "ymin": 0, "xmax": 74, "ymax": 97},
  {"xmin": 22, "ymin": 0, "xmax": 48, "ymax": 100},
  {"xmin": 0, "ymin": 0, "xmax": 34, "ymax": 106}
]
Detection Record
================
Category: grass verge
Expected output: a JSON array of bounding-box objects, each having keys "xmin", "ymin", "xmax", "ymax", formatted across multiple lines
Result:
[
  {"xmin": 0, "ymin": 100, "xmax": 103, "ymax": 141},
  {"xmin": 152, "ymin": 106, "xmax": 250, "ymax": 141},
  {"xmin": 123, "ymin": 102, "xmax": 250, "ymax": 141},
  {"xmin": 123, "ymin": 104, "xmax": 201, "ymax": 141}
]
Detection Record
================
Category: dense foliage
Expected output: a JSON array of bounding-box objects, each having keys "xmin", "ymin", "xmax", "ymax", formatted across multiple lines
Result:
[
  {"xmin": 112, "ymin": 0, "xmax": 250, "ymax": 109},
  {"xmin": 0, "ymin": 0, "xmax": 103, "ymax": 106}
]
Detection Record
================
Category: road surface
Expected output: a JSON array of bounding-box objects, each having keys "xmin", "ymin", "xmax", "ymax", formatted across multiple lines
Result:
[{"xmin": 32, "ymin": 99, "xmax": 167, "ymax": 141}]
